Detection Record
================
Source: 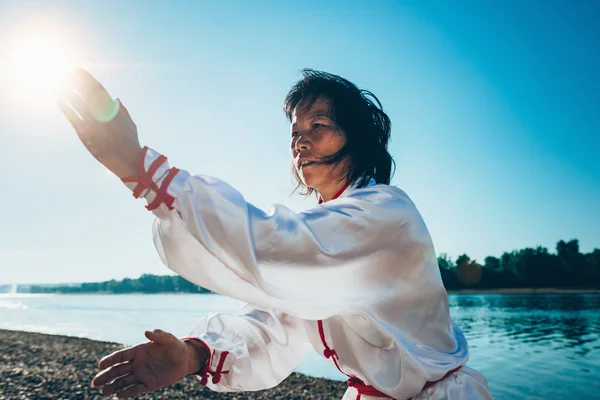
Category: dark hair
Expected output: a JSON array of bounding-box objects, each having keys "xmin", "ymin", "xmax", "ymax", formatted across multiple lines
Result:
[{"xmin": 284, "ymin": 69, "xmax": 395, "ymax": 197}]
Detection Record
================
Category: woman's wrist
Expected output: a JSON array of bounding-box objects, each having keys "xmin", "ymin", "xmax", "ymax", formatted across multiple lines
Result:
[
  {"xmin": 110, "ymin": 145, "xmax": 143, "ymax": 179},
  {"xmin": 107, "ymin": 156, "xmax": 139, "ymax": 179},
  {"xmin": 183, "ymin": 339, "xmax": 209, "ymax": 376}
]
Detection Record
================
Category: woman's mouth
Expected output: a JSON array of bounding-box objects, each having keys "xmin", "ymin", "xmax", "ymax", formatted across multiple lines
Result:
[{"xmin": 299, "ymin": 161, "xmax": 316, "ymax": 169}]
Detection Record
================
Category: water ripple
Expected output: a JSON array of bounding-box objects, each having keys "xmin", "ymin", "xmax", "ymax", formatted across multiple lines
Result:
[{"xmin": 450, "ymin": 294, "xmax": 600, "ymax": 399}]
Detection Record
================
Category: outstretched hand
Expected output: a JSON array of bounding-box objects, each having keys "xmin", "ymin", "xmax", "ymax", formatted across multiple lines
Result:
[
  {"xmin": 57, "ymin": 68, "xmax": 142, "ymax": 179},
  {"xmin": 92, "ymin": 329, "xmax": 206, "ymax": 398}
]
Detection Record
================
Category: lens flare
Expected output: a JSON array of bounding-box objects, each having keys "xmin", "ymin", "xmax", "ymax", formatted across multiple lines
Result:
[{"xmin": 3, "ymin": 35, "xmax": 76, "ymax": 100}]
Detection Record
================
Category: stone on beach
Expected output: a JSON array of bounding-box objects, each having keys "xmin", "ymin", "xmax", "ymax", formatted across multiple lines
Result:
[{"xmin": 0, "ymin": 329, "xmax": 346, "ymax": 399}]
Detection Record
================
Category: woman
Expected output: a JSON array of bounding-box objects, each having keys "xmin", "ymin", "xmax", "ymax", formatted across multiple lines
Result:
[{"xmin": 58, "ymin": 69, "xmax": 493, "ymax": 399}]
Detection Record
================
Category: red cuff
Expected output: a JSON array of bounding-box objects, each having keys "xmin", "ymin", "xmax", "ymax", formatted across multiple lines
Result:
[
  {"xmin": 181, "ymin": 337, "xmax": 230, "ymax": 385},
  {"xmin": 121, "ymin": 146, "xmax": 179, "ymax": 212},
  {"xmin": 145, "ymin": 167, "xmax": 180, "ymax": 211},
  {"xmin": 121, "ymin": 146, "xmax": 167, "ymax": 198}
]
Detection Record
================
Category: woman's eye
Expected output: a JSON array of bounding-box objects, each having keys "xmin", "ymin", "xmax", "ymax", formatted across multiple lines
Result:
[
  {"xmin": 291, "ymin": 131, "xmax": 299, "ymax": 137},
  {"xmin": 312, "ymin": 123, "xmax": 324, "ymax": 129}
]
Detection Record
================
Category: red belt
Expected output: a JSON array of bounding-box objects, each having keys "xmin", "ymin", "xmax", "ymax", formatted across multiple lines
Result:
[{"xmin": 317, "ymin": 320, "xmax": 461, "ymax": 399}]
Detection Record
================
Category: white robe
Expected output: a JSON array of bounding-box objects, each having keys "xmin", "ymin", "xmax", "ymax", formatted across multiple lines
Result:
[{"xmin": 123, "ymin": 147, "xmax": 493, "ymax": 400}]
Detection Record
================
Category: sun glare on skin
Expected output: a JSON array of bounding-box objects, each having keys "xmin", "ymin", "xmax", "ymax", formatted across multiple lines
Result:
[{"xmin": 3, "ymin": 35, "xmax": 77, "ymax": 101}]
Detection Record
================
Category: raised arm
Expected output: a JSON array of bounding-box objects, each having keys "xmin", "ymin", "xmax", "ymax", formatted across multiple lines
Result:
[
  {"xmin": 58, "ymin": 69, "xmax": 434, "ymax": 320},
  {"xmin": 122, "ymin": 146, "xmax": 425, "ymax": 320}
]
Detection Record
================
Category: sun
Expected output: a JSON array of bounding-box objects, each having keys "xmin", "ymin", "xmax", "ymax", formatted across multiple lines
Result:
[{"xmin": 3, "ymin": 35, "xmax": 77, "ymax": 100}]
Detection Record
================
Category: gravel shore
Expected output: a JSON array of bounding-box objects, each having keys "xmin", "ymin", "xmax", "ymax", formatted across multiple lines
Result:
[{"xmin": 0, "ymin": 329, "xmax": 346, "ymax": 400}]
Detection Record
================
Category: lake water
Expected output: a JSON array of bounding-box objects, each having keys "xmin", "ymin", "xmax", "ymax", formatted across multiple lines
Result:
[{"xmin": 1, "ymin": 293, "xmax": 599, "ymax": 399}]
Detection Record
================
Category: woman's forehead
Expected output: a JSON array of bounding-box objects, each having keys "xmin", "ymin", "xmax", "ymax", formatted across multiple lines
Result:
[{"xmin": 292, "ymin": 97, "xmax": 333, "ymax": 120}]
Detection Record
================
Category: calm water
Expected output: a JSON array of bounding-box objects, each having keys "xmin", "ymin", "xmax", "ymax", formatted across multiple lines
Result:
[{"xmin": 1, "ymin": 293, "xmax": 599, "ymax": 399}]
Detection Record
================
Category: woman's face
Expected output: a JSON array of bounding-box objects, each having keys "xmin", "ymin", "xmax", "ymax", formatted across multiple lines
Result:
[{"xmin": 290, "ymin": 97, "xmax": 348, "ymax": 191}]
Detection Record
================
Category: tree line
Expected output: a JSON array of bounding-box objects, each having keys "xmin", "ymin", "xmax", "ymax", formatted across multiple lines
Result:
[
  {"xmin": 440, "ymin": 239, "xmax": 599, "ymax": 289},
  {"xmin": 28, "ymin": 239, "xmax": 599, "ymax": 294},
  {"xmin": 29, "ymin": 274, "xmax": 212, "ymax": 294}
]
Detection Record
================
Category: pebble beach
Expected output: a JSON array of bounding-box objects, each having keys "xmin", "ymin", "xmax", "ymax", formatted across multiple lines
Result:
[{"xmin": 0, "ymin": 329, "xmax": 346, "ymax": 400}]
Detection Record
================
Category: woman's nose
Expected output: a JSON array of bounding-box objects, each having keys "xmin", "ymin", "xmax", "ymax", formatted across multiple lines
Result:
[{"xmin": 295, "ymin": 134, "xmax": 311, "ymax": 151}]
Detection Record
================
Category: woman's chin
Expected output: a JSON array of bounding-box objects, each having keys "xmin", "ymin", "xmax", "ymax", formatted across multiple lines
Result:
[
  {"xmin": 299, "ymin": 168, "xmax": 327, "ymax": 191},
  {"xmin": 299, "ymin": 174, "xmax": 316, "ymax": 189}
]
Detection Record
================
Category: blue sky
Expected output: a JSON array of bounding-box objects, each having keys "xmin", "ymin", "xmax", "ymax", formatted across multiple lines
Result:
[{"xmin": 0, "ymin": 0, "xmax": 598, "ymax": 284}]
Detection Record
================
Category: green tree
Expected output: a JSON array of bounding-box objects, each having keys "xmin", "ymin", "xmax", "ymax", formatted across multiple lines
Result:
[{"xmin": 556, "ymin": 239, "xmax": 587, "ymax": 287}]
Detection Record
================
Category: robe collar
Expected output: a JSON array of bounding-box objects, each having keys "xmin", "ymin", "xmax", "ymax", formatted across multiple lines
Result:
[{"xmin": 318, "ymin": 177, "xmax": 376, "ymax": 204}]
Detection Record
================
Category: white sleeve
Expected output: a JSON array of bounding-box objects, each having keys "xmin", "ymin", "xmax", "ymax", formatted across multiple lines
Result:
[
  {"xmin": 124, "ymin": 147, "xmax": 429, "ymax": 319},
  {"xmin": 186, "ymin": 304, "xmax": 310, "ymax": 392}
]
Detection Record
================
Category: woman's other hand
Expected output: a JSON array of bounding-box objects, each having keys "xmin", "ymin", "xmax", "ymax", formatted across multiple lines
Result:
[
  {"xmin": 57, "ymin": 68, "xmax": 142, "ymax": 179},
  {"xmin": 91, "ymin": 329, "xmax": 208, "ymax": 398}
]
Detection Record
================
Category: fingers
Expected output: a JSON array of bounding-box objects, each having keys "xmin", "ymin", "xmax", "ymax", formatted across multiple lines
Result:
[
  {"xmin": 116, "ymin": 383, "xmax": 149, "ymax": 399},
  {"xmin": 71, "ymin": 68, "xmax": 113, "ymax": 105},
  {"xmin": 100, "ymin": 373, "xmax": 137, "ymax": 396},
  {"xmin": 59, "ymin": 68, "xmax": 118, "ymax": 122},
  {"xmin": 98, "ymin": 347, "xmax": 136, "ymax": 370},
  {"xmin": 56, "ymin": 99, "xmax": 83, "ymax": 131},
  {"xmin": 60, "ymin": 89, "xmax": 91, "ymax": 122},
  {"xmin": 92, "ymin": 361, "xmax": 133, "ymax": 388},
  {"xmin": 71, "ymin": 69, "xmax": 118, "ymax": 122},
  {"xmin": 144, "ymin": 329, "xmax": 176, "ymax": 345}
]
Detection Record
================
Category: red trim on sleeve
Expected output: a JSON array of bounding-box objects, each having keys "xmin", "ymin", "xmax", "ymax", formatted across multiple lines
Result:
[
  {"xmin": 180, "ymin": 337, "xmax": 231, "ymax": 386},
  {"xmin": 145, "ymin": 167, "xmax": 180, "ymax": 211},
  {"xmin": 210, "ymin": 351, "xmax": 230, "ymax": 384},
  {"xmin": 121, "ymin": 146, "xmax": 169, "ymax": 199}
]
